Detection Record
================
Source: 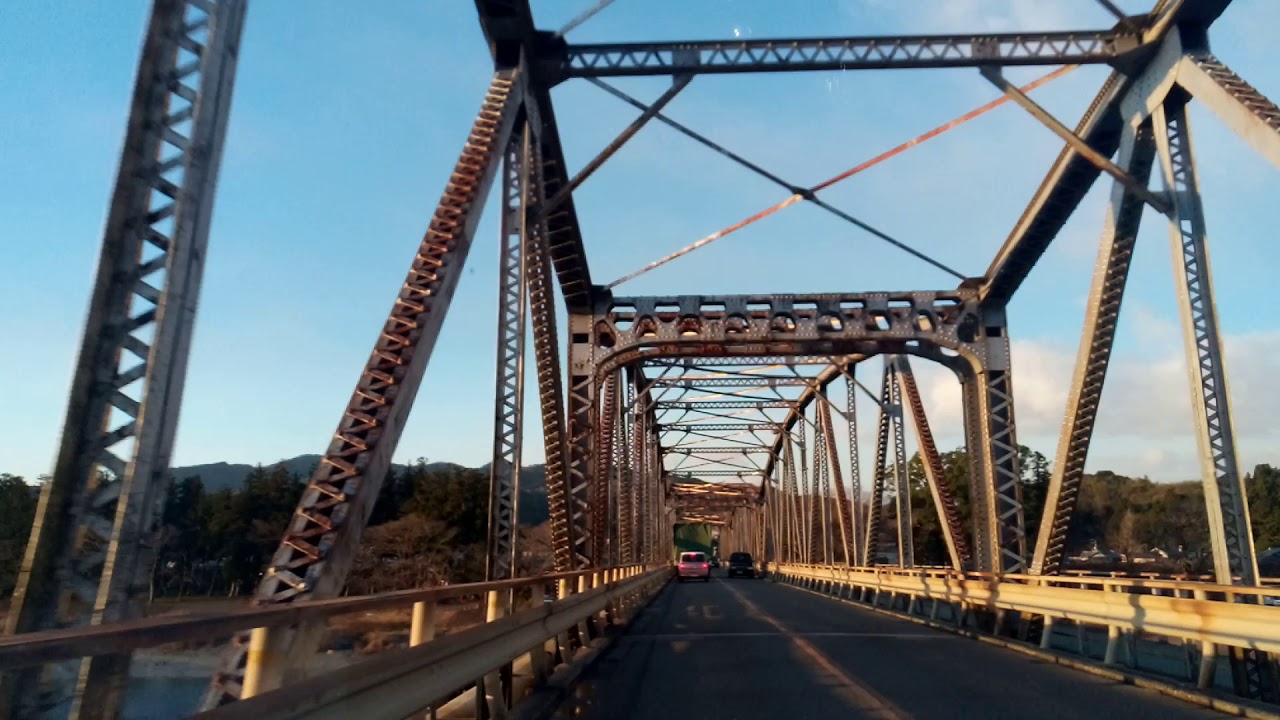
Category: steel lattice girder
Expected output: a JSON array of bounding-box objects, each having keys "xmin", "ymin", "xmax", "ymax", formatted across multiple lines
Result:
[
  {"xmin": 651, "ymin": 356, "xmax": 834, "ymax": 367},
  {"xmin": 560, "ymin": 29, "xmax": 1145, "ymax": 79},
  {"xmin": 597, "ymin": 292, "xmax": 991, "ymax": 370},
  {"xmin": 201, "ymin": 70, "xmax": 525, "ymax": 708},
  {"xmin": 667, "ymin": 446, "xmax": 772, "ymax": 454},
  {"xmin": 484, "ymin": 124, "xmax": 531, "ymax": 584},
  {"xmin": 476, "ymin": 0, "xmax": 595, "ymax": 311},
  {"xmin": 897, "ymin": 355, "xmax": 970, "ymax": 569},
  {"xmin": 2, "ymin": 2, "xmax": 248, "ymax": 717},
  {"xmin": 1153, "ymin": 96, "xmax": 1258, "ymax": 586},
  {"xmin": 658, "ymin": 400, "xmax": 796, "ymax": 410},
  {"xmin": 978, "ymin": 0, "xmax": 1234, "ymax": 307},
  {"xmin": 1178, "ymin": 52, "xmax": 1280, "ymax": 169},
  {"xmin": 651, "ymin": 377, "xmax": 813, "ymax": 388},
  {"xmin": 522, "ymin": 129, "xmax": 581, "ymax": 573},
  {"xmin": 1031, "ymin": 119, "xmax": 1155, "ymax": 576},
  {"xmin": 662, "ymin": 423, "xmax": 780, "ymax": 431}
]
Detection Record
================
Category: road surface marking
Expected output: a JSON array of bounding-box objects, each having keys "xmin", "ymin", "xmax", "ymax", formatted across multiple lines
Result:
[
  {"xmin": 624, "ymin": 631, "xmax": 952, "ymax": 640},
  {"xmin": 721, "ymin": 581, "xmax": 911, "ymax": 720}
]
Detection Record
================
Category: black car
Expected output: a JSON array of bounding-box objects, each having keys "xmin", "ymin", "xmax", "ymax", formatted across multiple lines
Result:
[{"xmin": 726, "ymin": 551, "xmax": 755, "ymax": 578}]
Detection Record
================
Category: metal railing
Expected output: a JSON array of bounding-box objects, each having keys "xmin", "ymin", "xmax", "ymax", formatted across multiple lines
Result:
[
  {"xmin": 1, "ymin": 564, "xmax": 670, "ymax": 718},
  {"xmin": 774, "ymin": 563, "xmax": 1280, "ymax": 694}
]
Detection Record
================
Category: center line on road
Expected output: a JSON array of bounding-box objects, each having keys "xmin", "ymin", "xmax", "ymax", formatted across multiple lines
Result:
[
  {"xmin": 626, "ymin": 631, "xmax": 952, "ymax": 640},
  {"xmin": 721, "ymin": 582, "xmax": 912, "ymax": 720}
]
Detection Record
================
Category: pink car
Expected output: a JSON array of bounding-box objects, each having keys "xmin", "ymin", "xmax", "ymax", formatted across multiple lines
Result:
[{"xmin": 677, "ymin": 552, "xmax": 711, "ymax": 582}]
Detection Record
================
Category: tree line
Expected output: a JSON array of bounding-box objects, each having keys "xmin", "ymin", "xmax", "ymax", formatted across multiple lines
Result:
[
  {"xmin": 892, "ymin": 448, "xmax": 1280, "ymax": 573},
  {"xmin": 0, "ymin": 460, "xmax": 548, "ymax": 602},
  {"xmin": 2, "ymin": 453, "xmax": 1280, "ymax": 601}
]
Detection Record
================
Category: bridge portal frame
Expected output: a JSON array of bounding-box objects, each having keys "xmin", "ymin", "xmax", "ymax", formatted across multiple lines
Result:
[{"xmin": 571, "ymin": 289, "xmax": 1026, "ymax": 574}]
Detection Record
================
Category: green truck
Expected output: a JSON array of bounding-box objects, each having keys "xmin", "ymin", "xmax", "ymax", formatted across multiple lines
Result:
[{"xmin": 672, "ymin": 523, "xmax": 715, "ymax": 561}]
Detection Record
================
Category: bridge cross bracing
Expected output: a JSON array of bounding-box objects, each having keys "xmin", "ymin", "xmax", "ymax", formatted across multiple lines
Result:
[{"xmin": 2, "ymin": 0, "xmax": 1279, "ymax": 718}]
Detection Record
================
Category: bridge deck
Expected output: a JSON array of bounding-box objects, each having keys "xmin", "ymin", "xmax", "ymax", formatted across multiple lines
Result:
[{"xmin": 557, "ymin": 574, "xmax": 1224, "ymax": 719}]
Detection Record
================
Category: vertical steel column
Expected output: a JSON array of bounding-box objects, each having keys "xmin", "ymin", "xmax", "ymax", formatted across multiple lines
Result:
[
  {"xmin": 888, "ymin": 360, "xmax": 914, "ymax": 568},
  {"xmin": 3, "ymin": 3, "xmax": 246, "ymax": 718},
  {"xmin": 775, "ymin": 451, "xmax": 785, "ymax": 563},
  {"xmin": 961, "ymin": 374, "xmax": 994, "ymax": 571},
  {"xmin": 772, "ymin": 469, "xmax": 785, "ymax": 565},
  {"xmin": 863, "ymin": 368, "xmax": 892, "ymax": 565},
  {"xmin": 619, "ymin": 369, "xmax": 637, "ymax": 564},
  {"xmin": 1031, "ymin": 119, "xmax": 1154, "ymax": 575},
  {"xmin": 639, "ymin": 393, "xmax": 657, "ymax": 562},
  {"xmin": 594, "ymin": 373, "xmax": 619, "ymax": 566},
  {"xmin": 631, "ymin": 370, "xmax": 650, "ymax": 563},
  {"xmin": 757, "ymin": 504, "xmax": 767, "ymax": 562},
  {"xmin": 484, "ymin": 123, "xmax": 531, "ymax": 584},
  {"xmin": 201, "ymin": 69, "xmax": 524, "ymax": 709},
  {"xmin": 844, "ymin": 367, "xmax": 863, "ymax": 566},
  {"xmin": 819, "ymin": 398, "xmax": 853, "ymax": 565},
  {"xmin": 799, "ymin": 430, "xmax": 817, "ymax": 565},
  {"xmin": 897, "ymin": 356, "xmax": 969, "ymax": 569},
  {"xmin": 1152, "ymin": 94, "xmax": 1272, "ymax": 699},
  {"xmin": 526, "ymin": 138, "xmax": 578, "ymax": 573},
  {"xmin": 812, "ymin": 405, "xmax": 831, "ymax": 564},
  {"xmin": 565, "ymin": 312, "xmax": 597, "ymax": 567},
  {"xmin": 963, "ymin": 318, "xmax": 1027, "ymax": 573},
  {"xmin": 1152, "ymin": 96, "xmax": 1260, "ymax": 586},
  {"xmin": 783, "ymin": 434, "xmax": 801, "ymax": 564}
]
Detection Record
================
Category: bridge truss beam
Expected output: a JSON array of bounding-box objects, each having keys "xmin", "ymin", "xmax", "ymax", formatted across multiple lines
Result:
[
  {"xmin": 561, "ymin": 28, "xmax": 1145, "ymax": 79},
  {"xmin": 201, "ymin": 67, "xmax": 526, "ymax": 708},
  {"xmin": 17, "ymin": 0, "xmax": 1280, "ymax": 714},
  {"xmin": 2, "ymin": 2, "xmax": 247, "ymax": 717}
]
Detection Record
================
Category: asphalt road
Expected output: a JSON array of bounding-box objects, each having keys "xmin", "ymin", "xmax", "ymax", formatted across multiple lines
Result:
[{"xmin": 554, "ymin": 572, "xmax": 1227, "ymax": 719}]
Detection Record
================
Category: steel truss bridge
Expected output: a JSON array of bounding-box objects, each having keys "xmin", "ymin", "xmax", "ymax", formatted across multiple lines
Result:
[{"xmin": 3, "ymin": 0, "xmax": 1280, "ymax": 718}]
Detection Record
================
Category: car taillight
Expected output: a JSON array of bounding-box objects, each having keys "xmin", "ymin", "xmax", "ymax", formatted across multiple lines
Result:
[{"xmin": 701, "ymin": 563, "xmax": 708, "ymax": 569}]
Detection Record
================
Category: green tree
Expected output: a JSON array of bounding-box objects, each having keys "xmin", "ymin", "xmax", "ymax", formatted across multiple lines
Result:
[
  {"xmin": 405, "ymin": 463, "xmax": 489, "ymax": 546},
  {"xmin": 0, "ymin": 474, "xmax": 38, "ymax": 597},
  {"xmin": 369, "ymin": 464, "xmax": 416, "ymax": 527},
  {"xmin": 153, "ymin": 476, "xmax": 206, "ymax": 597},
  {"xmin": 1247, "ymin": 464, "xmax": 1280, "ymax": 550}
]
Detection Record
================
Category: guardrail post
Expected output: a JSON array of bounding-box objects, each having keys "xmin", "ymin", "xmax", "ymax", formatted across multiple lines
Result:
[
  {"xmin": 482, "ymin": 590, "xmax": 511, "ymax": 718},
  {"xmin": 576, "ymin": 575, "xmax": 593, "ymax": 647},
  {"xmin": 557, "ymin": 578, "xmax": 574, "ymax": 661},
  {"xmin": 1198, "ymin": 640, "xmax": 1218, "ymax": 690},
  {"xmin": 1193, "ymin": 589, "xmax": 1219, "ymax": 689},
  {"xmin": 604, "ymin": 569, "xmax": 618, "ymax": 626},
  {"xmin": 411, "ymin": 600, "xmax": 437, "ymax": 646},
  {"xmin": 530, "ymin": 582, "xmax": 554, "ymax": 684},
  {"xmin": 1040, "ymin": 616, "xmax": 1055, "ymax": 650},
  {"xmin": 242, "ymin": 627, "xmax": 286, "ymax": 699},
  {"xmin": 1104, "ymin": 623, "xmax": 1122, "ymax": 665}
]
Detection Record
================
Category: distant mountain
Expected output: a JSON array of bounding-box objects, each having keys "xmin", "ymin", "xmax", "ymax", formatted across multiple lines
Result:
[
  {"xmin": 171, "ymin": 455, "xmax": 463, "ymax": 492},
  {"xmin": 169, "ymin": 455, "xmax": 550, "ymax": 525}
]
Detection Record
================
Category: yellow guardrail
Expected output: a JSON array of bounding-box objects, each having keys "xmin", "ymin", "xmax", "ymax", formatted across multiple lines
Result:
[
  {"xmin": 0, "ymin": 564, "xmax": 670, "ymax": 718},
  {"xmin": 774, "ymin": 563, "xmax": 1280, "ymax": 690},
  {"xmin": 778, "ymin": 563, "xmax": 1279, "ymax": 650},
  {"xmin": 196, "ymin": 565, "xmax": 671, "ymax": 719}
]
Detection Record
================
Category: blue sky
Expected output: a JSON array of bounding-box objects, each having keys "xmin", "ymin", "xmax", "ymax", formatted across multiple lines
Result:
[{"xmin": 1, "ymin": 0, "xmax": 1276, "ymax": 485}]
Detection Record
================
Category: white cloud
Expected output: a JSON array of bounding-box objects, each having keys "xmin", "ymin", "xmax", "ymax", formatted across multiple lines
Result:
[{"xmin": 908, "ymin": 329, "xmax": 1280, "ymax": 479}]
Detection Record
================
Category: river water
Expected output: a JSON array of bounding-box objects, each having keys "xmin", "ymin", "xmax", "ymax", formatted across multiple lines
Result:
[{"xmin": 122, "ymin": 678, "xmax": 206, "ymax": 720}]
